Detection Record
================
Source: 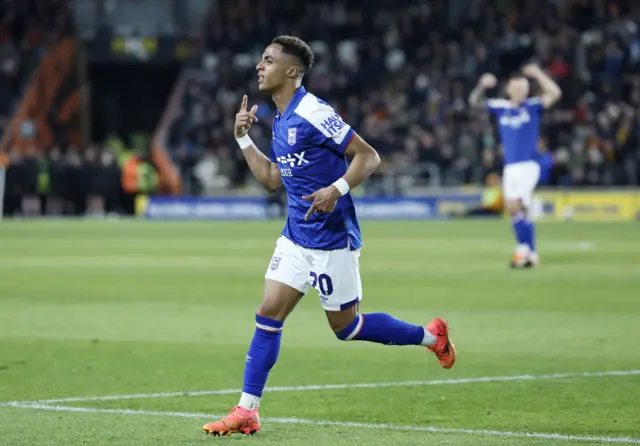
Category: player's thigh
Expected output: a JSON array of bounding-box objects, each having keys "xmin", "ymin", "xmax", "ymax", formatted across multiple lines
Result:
[
  {"xmin": 503, "ymin": 163, "xmax": 530, "ymax": 213},
  {"xmin": 262, "ymin": 237, "xmax": 311, "ymax": 321},
  {"xmin": 309, "ymin": 247, "xmax": 363, "ymax": 329},
  {"xmin": 519, "ymin": 162, "xmax": 540, "ymax": 208},
  {"xmin": 503, "ymin": 164, "xmax": 524, "ymax": 200},
  {"xmin": 259, "ymin": 279, "xmax": 304, "ymax": 321}
]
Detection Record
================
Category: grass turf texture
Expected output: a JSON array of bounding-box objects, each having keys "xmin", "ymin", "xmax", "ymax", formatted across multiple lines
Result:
[{"xmin": 0, "ymin": 220, "xmax": 638, "ymax": 445}]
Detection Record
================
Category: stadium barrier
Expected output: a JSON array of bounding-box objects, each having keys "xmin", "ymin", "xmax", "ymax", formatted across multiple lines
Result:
[
  {"xmin": 138, "ymin": 190, "xmax": 640, "ymax": 222},
  {"xmin": 531, "ymin": 190, "xmax": 640, "ymax": 221},
  {"xmin": 138, "ymin": 192, "xmax": 482, "ymax": 220}
]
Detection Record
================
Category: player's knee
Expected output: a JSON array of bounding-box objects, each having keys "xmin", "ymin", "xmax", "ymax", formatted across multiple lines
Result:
[
  {"xmin": 334, "ymin": 314, "xmax": 363, "ymax": 341},
  {"xmin": 256, "ymin": 302, "xmax": 288, "ymax": 321},
  {"xmin": 505, "ymin": 199, "xmax": 522, "ymax": 216}
]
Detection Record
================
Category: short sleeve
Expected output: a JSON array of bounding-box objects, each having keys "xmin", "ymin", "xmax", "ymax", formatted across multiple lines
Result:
[
  {"xmin": 526, "ymin": 97, "xmax": 544, "ymax": 115},
  {"xmin": 294, "ymin": 95, "xmax": 355, "ymax": 153}
]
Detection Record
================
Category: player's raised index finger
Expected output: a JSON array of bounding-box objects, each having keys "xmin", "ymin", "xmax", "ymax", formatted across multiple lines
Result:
[{"xmin": 240, "ymin": 95, "xmax": 248, "ymax": 112}]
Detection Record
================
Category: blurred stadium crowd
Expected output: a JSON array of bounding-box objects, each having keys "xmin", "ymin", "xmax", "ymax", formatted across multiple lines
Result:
[
  {"xmin": 1, "ymin": 0, "xmax": 640, "ymax": 216},
  {"xmin": 172, "ymin": 0, "xmax": 640, "ymax": 194},
  {"xmin": 0, "ymin": 0, "xmax": 71, "ymax": 138}
]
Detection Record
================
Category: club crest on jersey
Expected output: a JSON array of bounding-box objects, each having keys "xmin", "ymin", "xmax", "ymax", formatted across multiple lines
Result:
[
  {"xmin": 288, "ymin": 128, "xmax": 297, "ymax": 145},
  {"xmin": 270, "ymin": 256, "xmax": 281, "ymax": 271}
]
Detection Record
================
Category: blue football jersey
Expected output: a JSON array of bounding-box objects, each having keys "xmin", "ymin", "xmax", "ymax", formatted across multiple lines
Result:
[
  {"xmin": 269, "ymin": 86, "xmax": 361, "ymax": 251},
  {"xmin": 487, "ymin": 97, "xmax": 544, "ymax": 165}
]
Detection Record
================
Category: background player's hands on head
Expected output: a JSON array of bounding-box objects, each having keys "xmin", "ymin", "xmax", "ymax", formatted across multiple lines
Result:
[
  {"xmin": 234, "ymin": 95, "xmax": 259, "ymax": 138},
  {"xmin": 479, "ymin": 73, "xmax": 497, "ymax": 89},
  {"xmin": 302, "ymin": 186, "xmax": 342, "ymax": 220},
  {"xmin": 522, "ymin": 63, "xmax": 542, "ymax": 78}
]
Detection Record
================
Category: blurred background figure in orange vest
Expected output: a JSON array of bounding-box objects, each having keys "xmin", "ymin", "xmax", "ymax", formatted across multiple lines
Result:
[
  {"xmin": 464, "ymin": 173, "xmax": 504, "ymax": 217},
  {"xmin": 121, "ymin": 151, "xmax": 140, "ymax": 215}
]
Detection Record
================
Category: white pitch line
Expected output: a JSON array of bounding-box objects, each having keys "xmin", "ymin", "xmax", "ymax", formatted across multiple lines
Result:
[
  {"xmin": 4, "ymin": 369, "xmax": 640, "ymax": 406},
  {"xmin": 6, "ymin": 402, "xmax": 640, "ymax": 444}
]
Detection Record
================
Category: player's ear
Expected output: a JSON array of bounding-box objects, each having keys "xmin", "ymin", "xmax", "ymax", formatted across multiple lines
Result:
[{"xmin": 287, "ymin": 65, "xmax": 299, "ymax": 79}]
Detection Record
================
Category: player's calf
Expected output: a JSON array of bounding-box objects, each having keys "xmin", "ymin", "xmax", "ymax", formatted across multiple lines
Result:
[
  {"xmin": 329, "ymin": 310, "xmax": 455, "ymax": 369},
  {"xmin": 333, "ymin": 312, "xmax": 428, "ymax": 345},
  {"xmin": 508, "ymin": 201, "xmax": 537, "ymax": 268}
]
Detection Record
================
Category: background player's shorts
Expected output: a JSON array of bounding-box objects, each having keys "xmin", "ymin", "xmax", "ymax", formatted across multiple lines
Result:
[
  {"xmin": 264, "ymin": 236, "xmax": 362, "ymax": 312},
  {"xmin": 503, "ymin": 161, "xmax": 541, "ymax": 208}
]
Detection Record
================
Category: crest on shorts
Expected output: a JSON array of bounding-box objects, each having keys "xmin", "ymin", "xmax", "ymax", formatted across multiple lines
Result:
[
  {"xmin": 288, "ymin": 128, "xmax": 297, "ymax": 145},
  {"xmin": 270, "ymin": 256, "xmax": 281, "ymax": 271}
]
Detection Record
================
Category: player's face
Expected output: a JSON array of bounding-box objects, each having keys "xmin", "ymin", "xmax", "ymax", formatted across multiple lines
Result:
[
  {"xmin": 506, "ymin": 77, "xmax": 529, "ymax": 103},
  {"xmin": 256, "ymin": 44, "xmax": 295, "ymax": 94}
]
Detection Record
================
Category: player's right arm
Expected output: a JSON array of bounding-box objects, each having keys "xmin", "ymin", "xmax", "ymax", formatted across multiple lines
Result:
[
  {"xmin": 522, "ymin": 64, "xmax": 562, "ymax": 109},
  {"xmin": 235, "ymin": 95, "xmax": 282, "ymax": 193},
  {"xmin": 468, "ymin": 73, "xmax": 497, "ymax": 109}
]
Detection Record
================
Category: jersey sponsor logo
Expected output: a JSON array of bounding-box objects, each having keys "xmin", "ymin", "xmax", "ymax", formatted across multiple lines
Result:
[
  {"xmin": 499, "ymin": 109, "xmax": 531, "ymax": 128},
  {"xmin": 276, "ymin": 152, "xmax": 309, "ymax": 167},
  {"xmin": 288, "ymin": 127, "xmax": 297, "ymax": 145},
  {"xmin": 320, "ymin": 113, "xmax": 346, "ymax": 136}
]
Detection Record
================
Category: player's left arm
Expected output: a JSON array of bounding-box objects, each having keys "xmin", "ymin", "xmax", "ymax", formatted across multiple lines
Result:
[
  {"xmin": 523, "ymin": 63, "xmax": 562, "ymax": 109},
  {"xmin": 303, "ymin": 134, "xmax": 380, "ymax": 220},
  {"xmin": 340, "ymin": 134, "xmax": 381, "ymax": 190}
]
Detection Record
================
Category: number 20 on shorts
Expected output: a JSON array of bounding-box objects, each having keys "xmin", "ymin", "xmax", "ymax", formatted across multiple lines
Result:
[{"xmin": 310, "ymin": 271, "xmax": 333, "ymax": 296}]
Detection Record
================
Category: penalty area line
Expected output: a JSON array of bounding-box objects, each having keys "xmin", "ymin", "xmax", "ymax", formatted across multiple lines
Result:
[
  {"xmin": 5, "ymin": 402, "xmax": 640, "ymax": 444},
  {"xmin": 6, "ymin": 368, "xmax": 640, "ymax": 405}
]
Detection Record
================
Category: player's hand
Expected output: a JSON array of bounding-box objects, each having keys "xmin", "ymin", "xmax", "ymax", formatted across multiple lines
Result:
[
  {"xmin": 522, "ymin": 63, "xmax": 542, "ymax": 78},
  {"xmin": 302, "ymin": 186, "xmax": 341, "ymax": 220},
  {"xmin": 478, "ymin": 73, "xmax": 497, "ymax": 89},
  {"xmin": 235, "ymin": 95, "xmax": 259, "ymax": 138}
]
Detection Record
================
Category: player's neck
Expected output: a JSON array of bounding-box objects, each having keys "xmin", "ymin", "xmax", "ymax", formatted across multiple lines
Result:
[{"xmin": 272, "ymin": 83, "xmax": 300, "ymax": 115}]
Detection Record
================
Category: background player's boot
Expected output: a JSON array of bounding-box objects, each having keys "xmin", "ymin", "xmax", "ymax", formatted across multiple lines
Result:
[
  {"xmin": 203, "ymin": 406, "xmax": 260, "ymax": 436},
  {"xmin": 426, "ymin": 318, "xmax": 456, "ymax": 369},
  {"xmin": 510, "ymin": 244, "xmax": 531, "ymax": 269},
  {"xmin": 523, "ymin": 251, "xmax": 539, "ymax": 268}
]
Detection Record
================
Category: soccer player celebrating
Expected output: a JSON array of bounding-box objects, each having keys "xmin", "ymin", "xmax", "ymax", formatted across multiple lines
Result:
[
  {"xmin": 469, "ymin": 64, "xmax": 561, "ymax": 268},
  {"xmin": 203, "ymin": 36, "xmax": 456, "ymax": 437}
]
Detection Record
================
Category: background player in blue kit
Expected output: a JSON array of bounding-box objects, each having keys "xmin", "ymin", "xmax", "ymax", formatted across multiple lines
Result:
[
  {"xmin": 203, "ymin": 36, "xmax": 456, "ymax": 437},
  {"xmin": 469, "ymin": 64, "xmax": 562, "ymax": 268}
]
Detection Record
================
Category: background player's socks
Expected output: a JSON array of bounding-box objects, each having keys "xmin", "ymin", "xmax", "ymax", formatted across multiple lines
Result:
[
  {"xmin": 239, "ymin": 314, "xmax": 283, "ymax": 410},
  {"xmin": 336, "ymin": 313, "xmax": 436, "ymax": 346},
  {"xmin": 512, "ymin": 210, "xmax": 529, "ymax": 247},
  {"xmin": 524, "ymin": 217, "xmax": 536, "ymax": 253}
]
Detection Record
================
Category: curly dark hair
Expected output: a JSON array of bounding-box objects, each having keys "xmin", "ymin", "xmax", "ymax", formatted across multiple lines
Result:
[{"xmin": 272, "ymin": 35, "xmax": 315, "ymax": 71}]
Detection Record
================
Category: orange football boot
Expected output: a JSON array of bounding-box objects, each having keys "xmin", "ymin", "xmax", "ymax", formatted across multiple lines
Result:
[
  {"xmin": 203, "ymin": 406, "xmax": 261, "ymax": 436},
  {"xmin": 426, "ymin": 317, "xmax": 456, "ymax": 369}
]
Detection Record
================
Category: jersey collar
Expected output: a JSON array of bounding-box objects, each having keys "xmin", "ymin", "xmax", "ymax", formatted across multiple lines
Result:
[{"xmin": 278, "ymin": 86, "xmax": 307, "ymax": 120}]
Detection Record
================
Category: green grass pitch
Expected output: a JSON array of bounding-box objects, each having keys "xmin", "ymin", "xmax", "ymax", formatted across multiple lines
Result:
[{"xmin": 0, "ymin": 220, "xmax": 638, "ymax": 445}]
